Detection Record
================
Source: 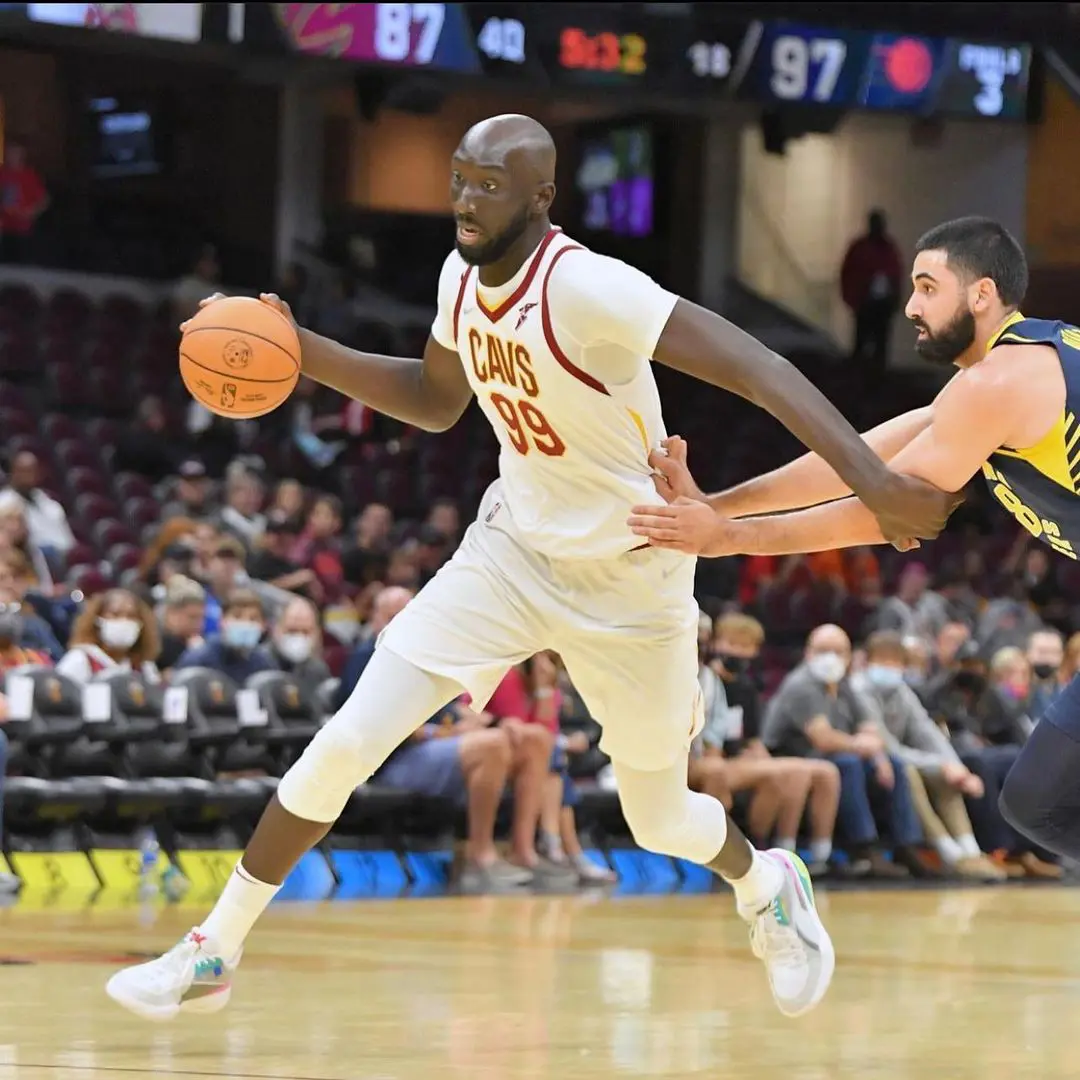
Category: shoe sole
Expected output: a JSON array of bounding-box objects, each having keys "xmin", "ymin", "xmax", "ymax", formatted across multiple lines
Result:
[
  {"xmin": 772, "ymin": 850, "xmax": 836, "ymax": 1018},
  {"xmin": 105, "ymin": 974, "xmax": 232, "ymax": 1021}
]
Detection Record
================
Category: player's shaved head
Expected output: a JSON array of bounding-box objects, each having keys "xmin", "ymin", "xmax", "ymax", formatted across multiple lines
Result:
[
  {"xmin": 450, "ymin": 114, "xmax": 556, "ymax": 273},
  {"xmin": 455, "ymin": 114, "xmax": 556, "ymax": 182}
]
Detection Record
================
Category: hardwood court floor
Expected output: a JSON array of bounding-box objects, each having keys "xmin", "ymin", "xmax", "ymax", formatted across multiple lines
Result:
[{"xmin": 0, "ymin": 886, "xmax": 1075, "ymax": 1080}]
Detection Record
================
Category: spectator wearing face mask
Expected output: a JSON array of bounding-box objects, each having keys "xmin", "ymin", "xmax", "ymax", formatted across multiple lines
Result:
[
  {"xmin": 270, "ymin": 597, "xmax": 331, "ymax": 697},
  {"xmin": 1025, "ymin": 627, "xmax": 1065, "ymax": 721},
  {"xmin": 762, "ymin": 623, "xmax": 927, "ymax": 879},
  {"xmin": 175, "ymin": 588, "xmax": 276, "ymax": 685},
  {"xmin": 157, "ymin": 576, "xmax": 207, "ymax": 674},
  {"xmin": 852, "ymin": 632, "xmax": 1005, "ymax": 881},
  {"xmin": 56, "ymin": 589, "xmax": 161, "ymax": 685},
  {"xmin": 923, "ymin": 641, "xmax": 1060, "ymax": 879}
]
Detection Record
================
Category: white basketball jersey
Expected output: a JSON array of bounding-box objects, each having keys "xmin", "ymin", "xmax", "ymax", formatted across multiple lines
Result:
[{"xmin": 432, "ymin": 229, "xmax": 679, "ymax": 561}]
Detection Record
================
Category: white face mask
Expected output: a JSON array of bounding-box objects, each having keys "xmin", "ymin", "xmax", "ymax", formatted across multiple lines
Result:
[
  {"xmin": 277, "ymin": 632, "xmax": 313, "ymax": 664},
  {"xmin": 807, "ymin": 651, "xmax": 847, "ymax": 685},
  {"xmin": 99, "ymin": 617, "xmax": 142, "ymax": 651}
]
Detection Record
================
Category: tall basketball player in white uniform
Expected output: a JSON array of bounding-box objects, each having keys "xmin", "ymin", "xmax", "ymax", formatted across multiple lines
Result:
[{"xmin": 107, "ymin": 115, "xmax": 955, "ymax": 1021}]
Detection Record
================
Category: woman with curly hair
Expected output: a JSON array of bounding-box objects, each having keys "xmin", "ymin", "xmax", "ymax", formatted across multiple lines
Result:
[{"xmin": 56, "ymin": 588, "xmax": 161, "ymax": 685}]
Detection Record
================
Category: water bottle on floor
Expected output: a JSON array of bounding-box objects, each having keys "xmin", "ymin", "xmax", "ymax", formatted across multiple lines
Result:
[{"xmin": 135, "ymin": 827, "xmax": 160, "ymax": 901}]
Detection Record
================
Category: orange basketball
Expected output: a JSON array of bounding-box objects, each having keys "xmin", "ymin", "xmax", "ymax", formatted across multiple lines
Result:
[{"xmin": 179, "ymin": 296, "xmax": 301, "ymax": 419}]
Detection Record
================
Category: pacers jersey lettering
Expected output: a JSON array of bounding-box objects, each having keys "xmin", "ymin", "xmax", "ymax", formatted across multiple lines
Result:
[
  {"xmin": 983, "ymin": 315, "xmax": 1080, "ymax": 559},
  {"xmin": 434, "ymin": 229, "xmax": 677, "ymax": 560}
]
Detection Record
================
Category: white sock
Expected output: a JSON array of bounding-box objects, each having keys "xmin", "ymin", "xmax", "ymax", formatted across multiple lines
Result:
[
  {"xmin": 196, "ymin": 862, "xmax": 281, "ymax": 959},
  {"xmin": 957, "ymin": 833, "xmax": 981, "ymax": 859},
  {"xmin": 810, "ymin": 838, "xmax": 832, "ymax": 864},
  {"xmin": 725, "ymin": 849, "xmax": 785, "ymax": 913},
  {"xmin": 775, "ymin": 836, "xmax": 797, "ymax": 852},
  {"xmin": 935, "ymin": 836, "xmax": 963, "ymax": 865}
]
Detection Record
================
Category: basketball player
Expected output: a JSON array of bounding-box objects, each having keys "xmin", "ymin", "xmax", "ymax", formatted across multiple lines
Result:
[
  {"xmin": 107, "ymin": 115, "xmax": 954, "ymax": 1022},
  {"xmin": 628, "ymin": 215, "xmax": 1080, "ymax": 872}
]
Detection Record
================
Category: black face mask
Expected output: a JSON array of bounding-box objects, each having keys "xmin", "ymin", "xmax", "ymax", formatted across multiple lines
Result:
[
  {"xmin": 953, "ymin": 670, "xmax": 985, "ymax": 694},
  {"xmin": 1032, "ymin": 662, "xmax": 1058, "ymax": 681},
  {"xmin": 718, "ymin": 654, "xmax": 752, "ymax": 677}
]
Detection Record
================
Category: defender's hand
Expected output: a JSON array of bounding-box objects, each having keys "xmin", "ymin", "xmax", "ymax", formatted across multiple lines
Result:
[
  {"xmin": 864, "ymin": 473, "xmax": 963, "ymax": 549},
  {"xmin": 649, "ymin": 436, "xmax": 705, "ymax": 504},
  {"xmin": 628, "ymin": 498, "xmax": 729, "ymax": 555}
]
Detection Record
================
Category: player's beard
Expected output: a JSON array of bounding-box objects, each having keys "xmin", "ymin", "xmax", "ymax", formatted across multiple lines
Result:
[
  {"xmin": 455, "ymin": 205, "xmax": 531, "ymax": 266},
  {"xmin": 912, "ymin": 302, "xmax": 976, "ymax": 366}
]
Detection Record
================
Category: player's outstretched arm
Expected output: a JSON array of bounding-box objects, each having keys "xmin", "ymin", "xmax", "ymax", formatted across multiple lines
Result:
[
  {"xmin": 652, "ymin": 301, "xmax": 953, "ymax": 542},
  {"xmin": 630, "ymin": 359, "xmax": 1012, "ymax": 556},
  {"xmin": 710, "ymin": 406, "xmax": 934, "ymax": 517}
]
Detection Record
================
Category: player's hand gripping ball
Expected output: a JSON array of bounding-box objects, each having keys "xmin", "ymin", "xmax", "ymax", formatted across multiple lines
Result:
[{"xmin": 179, "ymin": 293, "xmax": 300, "ymax": 418}]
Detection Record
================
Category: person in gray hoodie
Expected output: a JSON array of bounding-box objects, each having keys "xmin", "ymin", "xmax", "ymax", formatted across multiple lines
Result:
[{"xmin": 851, "ymin": 630, "xmax": 1005, "ymax": 881}]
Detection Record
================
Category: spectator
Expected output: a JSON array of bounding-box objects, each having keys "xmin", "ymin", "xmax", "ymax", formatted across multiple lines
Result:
[
  {"xmin": 0, "ymin": 555, "xmax": 62, "ymax": 660},
  {"xmin": 975, "ymin": 579, "xmax": 1043, "ymax": 659},
  {"xmin": 425, "ymin": 498, "xmax": 461, "ymax": 546},
  {"xmin": 874, "ymin": 563, "xmax": 948, "ymax": 641},
  {"xmin": 334, "ymin": 586, "xmax": 413, "ymax": 711},
  {"xmin": 172, "ymin": 242, "xmax": 221, "ymax": 323},
  {"xmin": 933, "ymin": 621, "xmax": 972, "ymax": 681},
  {"xmin": 852, "ymin": 631, "xmax": 1004, "ymax": 881},
  {"xmin": 157, "ymin": 576, "xmax": 207, "ymax": 674},
  {"xmin": 137, "ymin": 518, "xmax": 198, "ymax": 588},
  {"xmin": 336, "ymin": 586, "xmax": 539, "ymax": 892},
  {"xmin": 988, "ymin": 646, "xmax": 1035, "ymax": 736},
  {"xmin": 923, "ymin": 641, "xmax": 1060, "ymax": 879},
  {"xmin": 161, "ymin": 461, "xmax": 215, "ymax": 522},
  {"xmin": 487, "ymin": 654, "xmax": 613, "ymax": 884},
  {"xmin": 901, "ymin": 634, "xmax": 932, "ymax": 692},
  {"xmin": 1063, "ymin": 632, "xmax": 1080, "ymax": 685},
  {"xmin": 217, "ymin": 465, "xmax": 267, "ymax": 549},
  {"xmin": 113, "ymin": 397, "xmax": 178, "ymax": 482},
  {"xmin": 0, "ymin": 504, "xmax": 51, "ymax": 589},
  {"xmin": 269, "ymin": 597, "xmax": 331, "ymax": 698},
  {"xmin": 839, "ymin": 208, "xmax": 902, "ymax": 379},
  {"xmin": 414, "ymin": 524, "xmax": 451, "ymax": 586},
  {"xmin": 761, "ymin": 623, "xmax": 926, "ymax": 879},
  {"xmin": 247, "ymin": 512, "xmax": 317, "ymax": 599},
  {"xmin": 0, "ymin": 599, "xmax": 51, "ymax": 671},
  {"xmin": 57, "ymin": 588, "xmax": 161, "ymax": 685},
  {"xmin": 289, "ymin": 495, "xmax": 344, "ymax": 601},
  {"xmin": 0, "ymin": 451, "xmax": 74, "ymax": 561},
  {"xmin": 1025, "ymin": 628, "xmax": 1065, "ymax": 722},
  {"xmin": 341, "ymin": 502, "xmax": 393, "ymax": 587},
  {"xmin": 175, "ymin": 588, "xmax": 276, "ymax": 685},
  {"xmin": 0, "ymin": 140, "xmax": 48, "ymax": 263},
  {"xmin": 693, "ymin": 613, "xmax": 841, "ymax": 876},
  {"xmin": 268, "ymin": 479, "xmax": 305, "ymax": 521},
  {"xmin": 196, "ymin": 534, "xmax": 247, "ymax": 635}
]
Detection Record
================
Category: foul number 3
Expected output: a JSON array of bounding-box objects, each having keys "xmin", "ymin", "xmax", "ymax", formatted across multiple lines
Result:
[{"xmin": 490, "ymin": 392, "xmax": 566, "ymax": 457}]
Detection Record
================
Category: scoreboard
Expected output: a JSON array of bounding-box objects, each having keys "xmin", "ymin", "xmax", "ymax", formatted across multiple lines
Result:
[
  {"xmin": 264, "ymin": 3, "xmax": 1035, "ymax": 121},
  {"xmin": 0, "ymin": 3, "xmax": 1036, "ymax": 121}
]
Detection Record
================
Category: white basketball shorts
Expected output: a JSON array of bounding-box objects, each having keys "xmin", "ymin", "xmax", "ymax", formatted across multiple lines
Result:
[{"xmin": 378, "ymin": 481, "xmax": 704, "ymax": 771}]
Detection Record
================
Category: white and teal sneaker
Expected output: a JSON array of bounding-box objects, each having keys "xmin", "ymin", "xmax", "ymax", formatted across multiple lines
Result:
[
  {"xmin": 106, "ymin": 929, "xmax": 240, "ymax": 1021},
  {"xmin": 738, "ymin": 850, "xmax": 835, "ymax": 1018}
]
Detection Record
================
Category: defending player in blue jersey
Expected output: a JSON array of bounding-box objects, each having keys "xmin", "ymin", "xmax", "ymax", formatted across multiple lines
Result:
[{"xmin": 628, "ymin": 216, "xmax": 1080, "ymax": 864}]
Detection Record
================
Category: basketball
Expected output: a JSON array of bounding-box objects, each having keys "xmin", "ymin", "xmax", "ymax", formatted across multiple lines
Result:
[{"xmin": 179, "ymin": 296, "xmax": 301, "ymax": 419}]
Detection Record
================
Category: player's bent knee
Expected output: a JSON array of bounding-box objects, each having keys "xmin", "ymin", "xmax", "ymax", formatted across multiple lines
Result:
[{"xmin": 276, "ymin": 716, "xmax": 386, "ymax": 823}]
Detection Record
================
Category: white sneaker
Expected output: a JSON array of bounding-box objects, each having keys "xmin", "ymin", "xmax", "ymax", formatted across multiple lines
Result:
[
  {"xmin": 106, "ymin": 929, "xmax": 240, "ymax": 1021},
  {"xmin": 737, "ymin": 850, "xmax": 835, "ymax": 1018}
]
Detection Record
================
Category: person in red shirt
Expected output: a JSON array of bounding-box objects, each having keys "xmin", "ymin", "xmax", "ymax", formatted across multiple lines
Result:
[
  {"xmin": 0, "ymin": 142, "xmax": 48, "ymax": 264},
  {"xmin": 840, "ymin": 209, "xmax": 902, "ymax": 380},
  {"xmin": 488, "ymin": 653, "xmax": 617, "ymax": 884}
]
